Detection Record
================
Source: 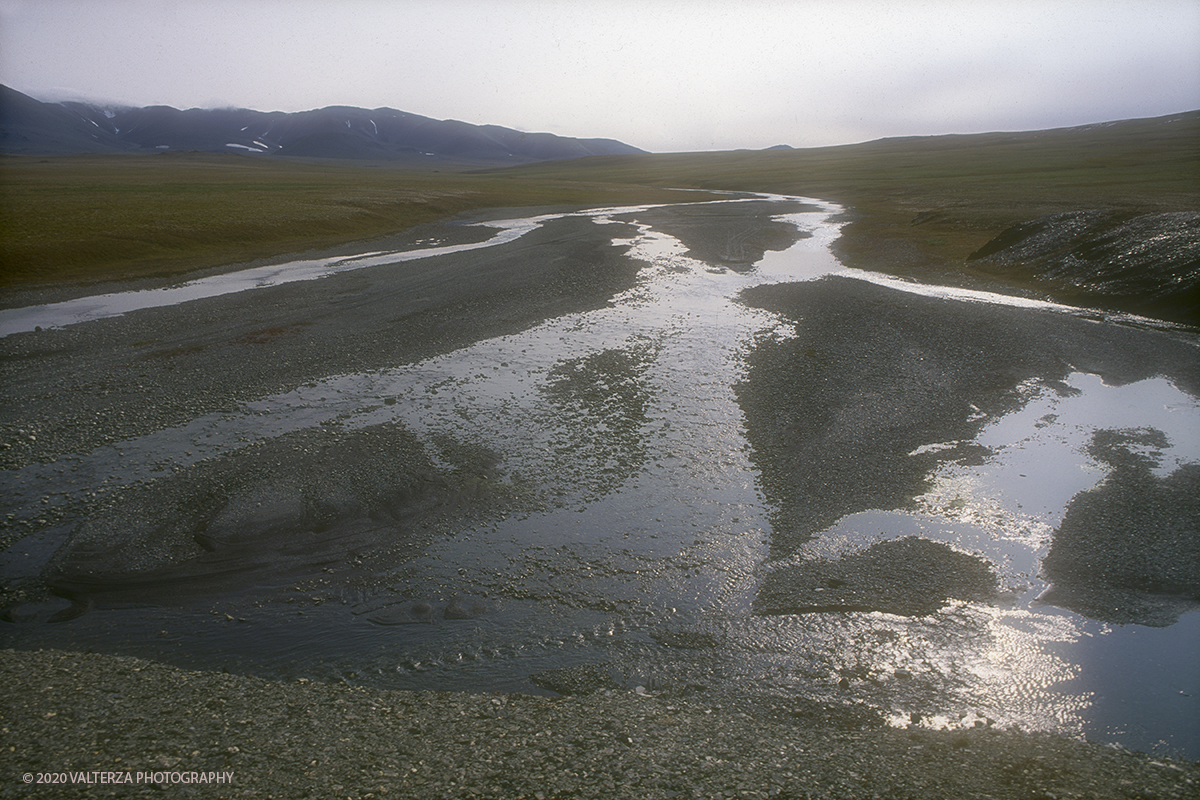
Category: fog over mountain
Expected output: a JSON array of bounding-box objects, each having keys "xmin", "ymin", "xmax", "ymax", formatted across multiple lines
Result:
[{"xmin": 0, "ymin": 85, "xmax": 644, "ymax": 164}]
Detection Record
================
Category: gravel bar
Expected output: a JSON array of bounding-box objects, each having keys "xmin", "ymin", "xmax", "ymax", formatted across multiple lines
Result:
[
  {"xmin": 3, "ymin": 648, "xmax": 1197, "ymax": 799},
  {"xmin": 4, "ymin": 202, "xmax": 1199, "ymax": 798}
]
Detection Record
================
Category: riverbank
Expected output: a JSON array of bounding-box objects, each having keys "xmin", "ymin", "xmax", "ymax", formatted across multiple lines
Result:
[
  {"xmin": 6, "ymin": 112, "xmax": 1196, "ymax": 303},
  {"xmin": 2, "ymin": 648, "xmax": 1196, "ymax": 799}
]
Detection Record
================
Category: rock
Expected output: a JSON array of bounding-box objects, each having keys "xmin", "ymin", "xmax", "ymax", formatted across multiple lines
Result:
[{"xmin": 443, "ymin": 595, "xmax": 487, "ymax": 620}]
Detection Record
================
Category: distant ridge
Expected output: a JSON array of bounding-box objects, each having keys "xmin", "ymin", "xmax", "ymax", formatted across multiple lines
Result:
[{"xmin": 0, "ymin": 85, "xmax": 644, "ymax": 164}]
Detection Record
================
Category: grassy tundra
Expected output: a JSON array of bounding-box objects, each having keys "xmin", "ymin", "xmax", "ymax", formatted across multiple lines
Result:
[
  {"xmin": 0, "ymin": 154, "xmax": 699, "ymax": 287},
  {"xmin": 1, "ymin": 111, "xmax": 1197, "ymax": 291},
  {"xmin": 506, "ymin": 111, "xmax": 1200, "ymax": 289}
]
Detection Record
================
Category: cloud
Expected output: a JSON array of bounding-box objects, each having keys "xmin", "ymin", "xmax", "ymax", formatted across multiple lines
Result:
[{"xmin": 1, "ymin": 0, "xmax": 1197, "ymax": 151}]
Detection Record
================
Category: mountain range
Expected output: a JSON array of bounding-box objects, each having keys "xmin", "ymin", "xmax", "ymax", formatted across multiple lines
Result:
[{"xmin": 0, "ymin": 85, "xmax": 644, "ymax": 164}]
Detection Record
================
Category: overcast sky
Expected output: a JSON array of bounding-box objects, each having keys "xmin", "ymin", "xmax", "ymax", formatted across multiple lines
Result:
[{"xmin": 2, "ymin": 0, "xmax": 1197, "ymax": 152}]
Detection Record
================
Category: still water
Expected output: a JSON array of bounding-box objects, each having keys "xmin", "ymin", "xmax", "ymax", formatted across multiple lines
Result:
[{"xmin": 2, "ymin": 195, "xmax": 1197, "ymax": 756}]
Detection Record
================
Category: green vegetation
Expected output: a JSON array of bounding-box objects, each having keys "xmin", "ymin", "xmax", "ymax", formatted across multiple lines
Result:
[
  {"xmin": 501, "ymin": 111, "xmax": 1200, "ymax": 283},
  {"xmin": 2, "ymin": 112, "xmax": 1196, "ymax": 288},
  {"xmin": 0, "ymin": 153, "xmax": 702, "ymax": 287}
]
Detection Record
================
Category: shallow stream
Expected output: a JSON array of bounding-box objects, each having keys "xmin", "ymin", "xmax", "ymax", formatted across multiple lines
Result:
[{"xmin": 2, "ymin": 195, "xmax": 1197, "ymax": 757}]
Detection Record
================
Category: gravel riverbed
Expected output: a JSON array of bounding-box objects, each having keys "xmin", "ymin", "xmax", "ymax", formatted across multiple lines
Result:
[
  {"xmin": 2, "ymin": 198, "xmax": 1198, "ymax": 797},
  {"xmin": 3, "ymin": 648, "xmax": 1197, "ymax": 799}
]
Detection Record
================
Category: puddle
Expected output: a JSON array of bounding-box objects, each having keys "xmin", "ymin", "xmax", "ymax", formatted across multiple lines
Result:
[
  {"xmin": 2, "ymin": 194, "xmax": 1197, "ymax": 758},
  {"xmin": 916, "ymin": 372, "xmax": 1200, "ymax": 534},
  {"xmin": 773, "ymin": 368, "xmax": 1200, "ymax": 755}
]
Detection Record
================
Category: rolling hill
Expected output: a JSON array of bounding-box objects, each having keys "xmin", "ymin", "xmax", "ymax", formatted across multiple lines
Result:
[
  {"xmin": 3, "ymin": 98, "xmax": 1196, "ymax": 322},
  {"xmin": 0, "ymin": 85, "xmax": 643, "ymax": 164}
]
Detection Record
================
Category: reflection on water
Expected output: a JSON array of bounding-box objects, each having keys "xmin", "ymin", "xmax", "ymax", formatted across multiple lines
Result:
[
  {"xmin": 0, "ymin": 200, "xmax": 696, "ymax": 338},
  {"xmin": 911, "ymin": 372, "xmax": 1200, "ymax": 564},
  {"xmin": 803, "ymin": 369, "xmax": 1200, "ymax": 754},
  {"xmin": 2, "ymin": 195, "xmax": 1197, "ymax": 757},
  {"xmin": 0, "ymin": 219, "xmax": 523, "ymax": 337},
  {"xmin": 1057, "ymin": 611, "xmax": 1200, "ymax": 755}
]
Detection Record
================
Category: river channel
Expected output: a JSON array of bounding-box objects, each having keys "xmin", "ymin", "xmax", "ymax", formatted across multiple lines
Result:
[{"xmin": 1, "ymin": 194, "xmax": 1197, "ymax": 757}]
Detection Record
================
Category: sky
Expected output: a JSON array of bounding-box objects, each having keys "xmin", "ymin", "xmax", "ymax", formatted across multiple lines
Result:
[{"xmin": 1, "ymin": 0, "xmax": 1198, "ymax": 153}]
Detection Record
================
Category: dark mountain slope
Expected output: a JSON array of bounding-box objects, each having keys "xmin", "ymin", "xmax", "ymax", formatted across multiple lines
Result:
[
  {"xmin": 0, "ymin": 85, "xmax": 644, "ymax": 164},
  {"xmin": 0, "ymin": 84, "xmax": 133, "ymax": 154}
]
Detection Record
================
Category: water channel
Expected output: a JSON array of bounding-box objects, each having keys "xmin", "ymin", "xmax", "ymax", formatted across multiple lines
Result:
[{"xmin": 1, "ymin": 195, "xmax": 1197, "ymax": 757}]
